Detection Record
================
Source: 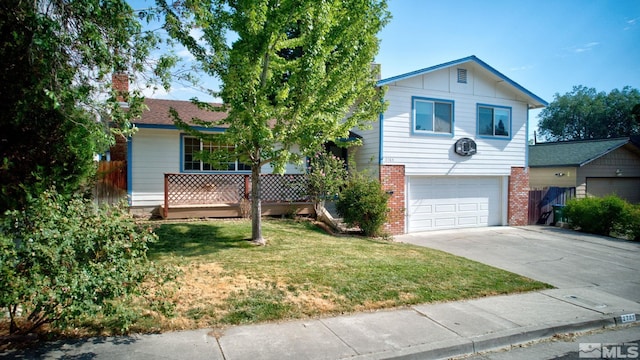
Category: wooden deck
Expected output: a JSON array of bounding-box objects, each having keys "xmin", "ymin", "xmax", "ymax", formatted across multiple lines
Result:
[
  {"xmin": 161, "ymin": 173, "xmax": 313, "ymax": 219},
  {"xmin": 159, "ymin": 202, "xmax": 314, "ymax": 219}
]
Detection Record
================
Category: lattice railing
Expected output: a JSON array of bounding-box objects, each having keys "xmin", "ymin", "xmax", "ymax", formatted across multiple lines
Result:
[
  {"xmin": 164, "ymin": 173, "xmax": 310, "ymax": 217},
  {"xmin": 165, "ymin": 173, "xmax": 245, "ymax": 206},
  {"xmin": 259, "ymin": 174, "xmax": 309, "ymax": 202}
]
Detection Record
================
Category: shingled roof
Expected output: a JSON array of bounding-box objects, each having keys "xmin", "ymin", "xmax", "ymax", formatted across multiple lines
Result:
[
  {"xmin": 134, "ymin": 98, "xmax": 228, "ymax": 127},
  {"xmin": 528, "ymin": 137, "xmax": 636, "ymax": 167}
]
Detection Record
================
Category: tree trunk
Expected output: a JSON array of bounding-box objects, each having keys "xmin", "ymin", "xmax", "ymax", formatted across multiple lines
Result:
[{"xmin": 250, "ymin": 162, "xmax": 265, "ymax": 245}]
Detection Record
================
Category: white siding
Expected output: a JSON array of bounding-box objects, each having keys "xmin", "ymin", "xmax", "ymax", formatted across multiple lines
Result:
[
  {"xmin": 131, "ymin": 128, "xmax": 180, "ymax": 206},
  {"xmin": 130, "ymin": 128, "xmax": 304, "ymax": 207},
  {"xmin": 380, "ymin": 66, "xmax": 529, "ymax": 176},
  {"xmin": 352, "ymin": 121, "xmax": 380, "ymax": 178}
]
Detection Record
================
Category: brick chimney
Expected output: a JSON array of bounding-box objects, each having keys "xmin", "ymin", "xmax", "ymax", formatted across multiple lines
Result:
[
  {"xmin": 112, "ymin": 72, "xmax": 129, "ymax": 105},
  {"xmin": 109, "ymin": 72, "xmax": 130, "ymax": 161}
]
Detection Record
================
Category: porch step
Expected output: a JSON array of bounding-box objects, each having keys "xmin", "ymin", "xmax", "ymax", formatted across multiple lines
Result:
[{"xmin": 317, "ymin": 202, "xmax": 360, "ymax": 234}]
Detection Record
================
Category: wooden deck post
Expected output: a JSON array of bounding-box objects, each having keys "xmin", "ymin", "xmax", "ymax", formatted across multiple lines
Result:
[
  {"xmin": 163, "ymin": 174, "xmax": 169, "ymax": 218},
  {"xmin": 244, "ymin": 175, "xmax": 250, "ymax": 199}
]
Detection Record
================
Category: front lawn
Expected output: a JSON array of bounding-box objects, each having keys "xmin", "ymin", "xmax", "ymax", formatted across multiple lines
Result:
[{"xmin": 118, "ymin": 219, "xmax": 550, "ymax": 333}]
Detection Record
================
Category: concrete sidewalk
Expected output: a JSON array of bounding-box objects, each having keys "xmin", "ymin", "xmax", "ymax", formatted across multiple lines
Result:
[{"xmin": 4, "ymin": 289, "xmax": 639, "ymax": 359}]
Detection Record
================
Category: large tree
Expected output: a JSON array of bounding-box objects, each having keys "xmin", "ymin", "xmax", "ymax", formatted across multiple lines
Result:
[
  {"xmin": 0, "ymin": 0, "xmax": 177, "ymax": 335},
  {"xmin": 537, "ymin": 85, "xmax": 640, "ymax": 141},
  {"xmin": 157, "ymin": 0, "xmax": 390, "ymax": 244},
  {"xmin": 0, "ymin": 0, "xmax": 172, "ymax": 212}
]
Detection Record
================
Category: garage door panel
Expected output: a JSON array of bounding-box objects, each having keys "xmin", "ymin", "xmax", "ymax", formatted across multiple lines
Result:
[
  {"xmin": 458, "ymin": 203, "xmax": 478, "ymax": 212},
  {"xmin": 435, "ymin": 203, "xmax": 456, "ymax": 213},
  {"xmin": 409, "ymin": 202, "xmax": 432, "ymax": 214},
  {"xmin": 408, "ymin": 176, "xmax": 502, "ymax": 232},
  {"xmin": 434, "ymin": 218, "xmax": 456, "ymax": 228},
  {"xmin": 458, "ymin": 216, "xmax": 479, "ymax": 225}
]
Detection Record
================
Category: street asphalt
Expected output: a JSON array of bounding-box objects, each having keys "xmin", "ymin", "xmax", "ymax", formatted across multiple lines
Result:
[{"xmin": 2, "ymin": 225, "xmax": 639, "ymax": 359}]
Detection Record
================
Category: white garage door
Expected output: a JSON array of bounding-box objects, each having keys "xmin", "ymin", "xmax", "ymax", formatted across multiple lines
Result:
[{"xmin": 408, "ymin": 176, "xmax": 503, "ymax": 232}]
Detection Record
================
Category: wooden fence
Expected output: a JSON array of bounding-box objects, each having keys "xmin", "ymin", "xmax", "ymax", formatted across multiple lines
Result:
[
  {"xmin": 528, "ymin": 187, "xmax": 576, "ymax": 225},
  {"xmin": 93, "ymin": 161, "xmax": 127, "ymax": 205}
]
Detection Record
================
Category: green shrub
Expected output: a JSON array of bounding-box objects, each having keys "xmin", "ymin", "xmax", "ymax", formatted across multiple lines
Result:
[
  {"xmin": 0, "ymin": 189, "xmax": 173, "ymax": 334},
  {"xmin": 305, "ymin": 151, "xmax": 348, "ymax": 213},
  {"xmin": 336, "ymin": 173, "xmax": 389, "ymax": 237},
  {"xmin": 617, "ymin": 203, "xmax": 640, "ymax": 241},
  {"xmin": 564, "ymin": 195, "xmax": 636, "ymax": 238}
]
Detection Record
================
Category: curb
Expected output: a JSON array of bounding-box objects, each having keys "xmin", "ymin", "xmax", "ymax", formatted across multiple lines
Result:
[{"xmin": 351, "ymin": 315, "xmax": 629, "ymax": 360}]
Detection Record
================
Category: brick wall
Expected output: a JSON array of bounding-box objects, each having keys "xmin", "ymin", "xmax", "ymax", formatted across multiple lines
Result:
[
  {"xmin": 112, "ymin": 72, "xmax": 129, "ymax": 102},
  {"xmin": 380, "ymin": 165, "xmax": 405, "ymax": 235},
  {"xmin": 508, "ymin": 167, "xmax": 529, "ymax": 226}
]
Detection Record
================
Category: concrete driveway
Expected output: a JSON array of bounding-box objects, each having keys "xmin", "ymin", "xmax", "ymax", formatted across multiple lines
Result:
[{"xmin": 397, "ymin": 226, "xmax": 640, "ymax": 304}]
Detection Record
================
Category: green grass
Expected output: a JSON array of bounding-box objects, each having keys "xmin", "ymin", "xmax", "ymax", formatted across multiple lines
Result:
[{"xmin": 137, "ymin": 219, "xmax": 551, "ymax": 330}]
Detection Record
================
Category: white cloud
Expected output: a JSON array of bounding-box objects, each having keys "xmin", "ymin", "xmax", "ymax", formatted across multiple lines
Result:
[
  {"xmin": 509, "ymin": 65, "xmax": 534, "ymax": 72},
  {"xmin": 571, "ymin": 42, "xmax": 600, "ymax": 53},
  {"xmin": 140, "ymin": 85, "xmax": 170, "ymax": 98},
  {"xmin": 624, "ymin": 17, "xmax": 639, "ymax": 30}
]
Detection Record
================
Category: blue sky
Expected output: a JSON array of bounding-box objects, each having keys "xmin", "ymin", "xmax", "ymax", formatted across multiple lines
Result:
[
  {"xmin": 132, "ymin": 0, "xmax": 640, "ymax": 138},
  {"xmin": 376, "ymin": 0, "xmax": 640, "ymax": 137}
]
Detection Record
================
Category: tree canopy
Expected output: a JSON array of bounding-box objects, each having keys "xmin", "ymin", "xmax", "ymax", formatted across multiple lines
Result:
[
  {"xmin": 0, "ymin": 0, "xmax": 172, "ymax": 211},
  {"xmin": 157, "ymin": 0, "xmax": 390, "ymax": 244},
  {"xmin": 536, "ymin": 85, "xmax": 640, "ymax": 141}
]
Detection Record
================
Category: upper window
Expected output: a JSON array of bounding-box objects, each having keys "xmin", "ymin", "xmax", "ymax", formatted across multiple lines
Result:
[
  {"xmin": 183, "ymin": 136, "xmax": 250, "ymax": 172},
  {"xmin": 477, "ymin": 104, "xmax": 511, "ymax": 138},
  {"xmin": 412, "ymin": 97, "xmax": 454, "ymax": 135}
]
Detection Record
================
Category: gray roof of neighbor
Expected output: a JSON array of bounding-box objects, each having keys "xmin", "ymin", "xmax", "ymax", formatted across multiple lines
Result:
[{"xmin": 528, "ymin": 137, "xmax": 634, "ymax": 167}]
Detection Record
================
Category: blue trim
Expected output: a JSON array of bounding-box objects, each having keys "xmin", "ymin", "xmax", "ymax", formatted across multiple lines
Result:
[
  {"xmin": 411, "ymin": 96, "xmax": 455, "ymax": 137},
  {"xmin": 476, "ymin": 103, "xmax": 512, "ymax": 141},
  {"xmin": 126, "ymin": 137, "xmax": 133, "ymax": 206},
  {"xmin": 135, "ymin": 123, "xmax": 228, "ymax": 132},
  {"xmin": 377, "ymin": 55, "xmax": 548, "ymax": 107},
  {"xmin": 179, "ymin": 133, "xmax": 185, "ymax": 171},
  {"xmin": 378, "ymin": 112, "xmax": 384, "ymax": 165},
  {"xmin": 525, "ymin": 110, "xmax": 530, "ymax": 167}
]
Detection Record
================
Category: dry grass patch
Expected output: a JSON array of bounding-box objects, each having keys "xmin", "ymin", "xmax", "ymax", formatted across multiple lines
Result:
[{"xmin": 27, "ymin": 218, "xmax": 551, "ymax": 336}]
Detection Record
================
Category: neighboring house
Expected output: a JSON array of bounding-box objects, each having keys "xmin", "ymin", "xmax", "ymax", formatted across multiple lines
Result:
[
  {"xmin": 529, "ymin": 137, "xmax": 640, "ymax": 204},
  {"xmin": 353, "ymin": 56, "xmax": 547, "ymax": 234}
]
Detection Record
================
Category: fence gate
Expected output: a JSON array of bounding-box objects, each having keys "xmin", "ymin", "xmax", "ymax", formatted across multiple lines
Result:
[
  {"xmin": 93, "ymin": 161, "xmax": 127, "ymax": 205},
  {"xmin": 528, "ymin": 187, "xmax": 576, "ymax": 225}
]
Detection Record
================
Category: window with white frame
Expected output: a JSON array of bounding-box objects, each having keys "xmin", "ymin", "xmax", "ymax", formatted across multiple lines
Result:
[
  {"xmin": 477, "ymin": 105, "xmax": 510, "ymax": 138},
  {"xmin": 183, "ymin": 136, "xmax": 251, "ymax": 172},
  {"xmin": 412, "ymin": 97, "xmax": 453, "ymax": 134}
]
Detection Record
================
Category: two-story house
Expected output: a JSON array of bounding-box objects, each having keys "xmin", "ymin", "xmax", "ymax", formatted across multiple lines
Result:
[{"xmin": 354, "ymin": 56, "xmax": 547, "ymax": 234}]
